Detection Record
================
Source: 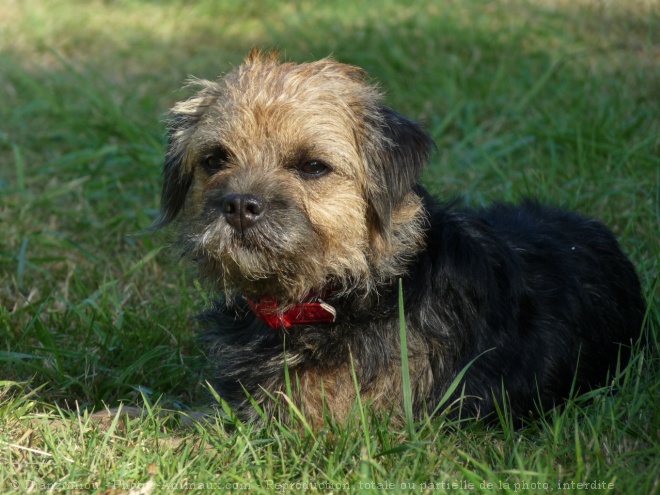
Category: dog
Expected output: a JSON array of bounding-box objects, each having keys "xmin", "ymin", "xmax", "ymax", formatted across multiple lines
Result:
[{"xmin": 153, "ymin": 49, "xmax": 646, "ymax": 426}]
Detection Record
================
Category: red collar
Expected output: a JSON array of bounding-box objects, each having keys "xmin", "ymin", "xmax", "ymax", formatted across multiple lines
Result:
[{"xmin": 245, "ymin": 291, "xmax": 337, "ymax": 330}]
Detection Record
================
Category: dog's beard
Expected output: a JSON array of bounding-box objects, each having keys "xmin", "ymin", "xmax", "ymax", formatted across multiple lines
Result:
[{"xmin": 183, "ymin": 207, "xmax": 329, "ymax": 302}]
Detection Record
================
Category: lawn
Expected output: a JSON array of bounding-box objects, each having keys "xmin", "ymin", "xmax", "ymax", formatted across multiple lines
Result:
[{"xmin": 1, "ymin": 0, "xmax": 658, "ymax": 493}]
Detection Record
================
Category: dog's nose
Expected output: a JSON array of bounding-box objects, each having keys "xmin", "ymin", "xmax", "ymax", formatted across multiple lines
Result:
[{"xmin": 222, "ymin": 193, "xmax": 265, "ymax": 232}]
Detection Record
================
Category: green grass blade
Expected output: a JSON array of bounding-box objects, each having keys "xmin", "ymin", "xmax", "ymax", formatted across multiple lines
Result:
[{"xmin": 398, "ymin": 278, "xmax": 416, "ymax": 440}]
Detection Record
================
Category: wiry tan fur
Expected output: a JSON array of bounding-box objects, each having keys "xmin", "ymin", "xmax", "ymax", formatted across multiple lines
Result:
[
  {"xmin": 167, "ymin": 49, "xmax": 426, "ymax": 304},
  {"xmin": 291, "ymin": 352, "xmax": 437, "ymax": 427}
]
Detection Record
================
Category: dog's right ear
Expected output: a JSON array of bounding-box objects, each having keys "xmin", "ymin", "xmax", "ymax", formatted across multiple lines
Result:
[{"xmin": 151, "ymin": 88, "xmax": 214, "ymax": 230}]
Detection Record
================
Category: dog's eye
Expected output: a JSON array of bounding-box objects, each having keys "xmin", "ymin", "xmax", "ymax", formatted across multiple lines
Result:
[
  {"xmin": 297, "ymin": 160, "xmax": 330, "ymax": 178},
  {"xmin": 201, "ymin": 148, "xmax": 230, "ymax": 174}
]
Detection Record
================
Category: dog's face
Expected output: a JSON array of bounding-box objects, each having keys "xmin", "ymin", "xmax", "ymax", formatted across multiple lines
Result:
[{"xmin": 155, "ymin": 50, "xmax": 433, "ymax": 302}]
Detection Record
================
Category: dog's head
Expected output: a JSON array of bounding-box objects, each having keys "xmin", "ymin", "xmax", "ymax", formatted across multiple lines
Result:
[{"xmin": 155, "ymin": 50, "xmax": 433, "ymax": 302}]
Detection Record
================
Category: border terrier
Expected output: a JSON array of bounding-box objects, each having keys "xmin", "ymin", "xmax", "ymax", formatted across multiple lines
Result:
[{"xmin": 154, "ymin": 50, "xmax": 646, "ymax": 426}]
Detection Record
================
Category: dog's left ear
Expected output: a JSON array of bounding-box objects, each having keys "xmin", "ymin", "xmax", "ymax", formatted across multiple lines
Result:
[{"xmin": 364, "ymin": 106, "xmax": 434, "ymax": 236}]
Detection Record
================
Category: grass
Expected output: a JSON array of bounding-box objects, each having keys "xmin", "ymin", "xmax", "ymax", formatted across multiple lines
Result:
[{"xmin": 1, "ymin": 0, "xmax": 659, "ymax": 493}]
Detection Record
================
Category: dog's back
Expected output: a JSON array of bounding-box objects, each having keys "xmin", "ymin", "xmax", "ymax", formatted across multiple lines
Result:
[{"xmin": 422, "ymin": 197, "xmax": 646, "ymax": 418}]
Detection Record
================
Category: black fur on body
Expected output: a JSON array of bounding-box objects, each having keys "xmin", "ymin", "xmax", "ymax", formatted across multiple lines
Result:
[{"xmin": 199, "ymin": 189, "xmax": 646, "ymax": 422}]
